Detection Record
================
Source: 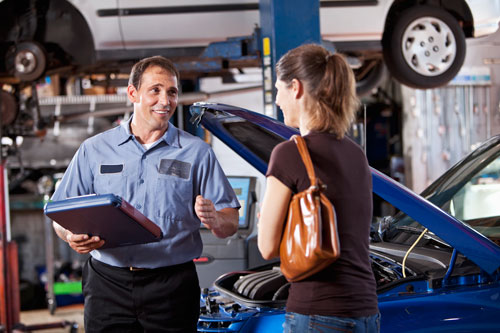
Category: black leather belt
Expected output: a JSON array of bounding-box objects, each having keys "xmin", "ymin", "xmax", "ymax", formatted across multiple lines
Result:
[
  {"xmin": 129, "ymin": 266, "xmax": 146, "ymax": 271},
  {"xmin": 90, "ymin": 257, "xmax": 193, "ymax": 273}
]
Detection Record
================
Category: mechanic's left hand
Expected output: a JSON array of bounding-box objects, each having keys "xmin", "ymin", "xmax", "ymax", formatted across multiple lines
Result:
[{"xmin": 195, "ymin": 195, "xmax": 218, "ymax": 229}]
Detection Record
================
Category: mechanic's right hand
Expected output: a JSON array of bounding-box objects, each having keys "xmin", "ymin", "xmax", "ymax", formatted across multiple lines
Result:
[{"xmin": 66, "ymin": 231, "xmax": 105, "ymax": 254}]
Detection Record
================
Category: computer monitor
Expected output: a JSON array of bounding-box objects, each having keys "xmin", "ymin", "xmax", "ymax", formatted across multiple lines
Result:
[{"xmin": 227, "ymin": 176, "xmax": 256, "ymax": 229}]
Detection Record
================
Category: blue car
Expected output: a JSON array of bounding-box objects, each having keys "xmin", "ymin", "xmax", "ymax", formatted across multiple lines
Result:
[{"xmin": 190, "ymin": 102, "xmax": 500, "ymax": 332}]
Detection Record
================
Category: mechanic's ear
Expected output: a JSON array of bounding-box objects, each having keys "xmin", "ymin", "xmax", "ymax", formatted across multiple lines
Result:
[{"xmin": 127, "ymin": 85, "xmax": 138, "ymax": 103}]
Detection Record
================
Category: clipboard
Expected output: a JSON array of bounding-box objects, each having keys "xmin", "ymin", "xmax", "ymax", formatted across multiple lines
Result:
[{"xmin": 44, "ymin": 194, "xmax": 163, "ymax": 249}]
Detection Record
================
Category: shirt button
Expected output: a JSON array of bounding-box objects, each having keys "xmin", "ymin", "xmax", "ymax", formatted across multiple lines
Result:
[
  {"xmin": 137, "ymin": 204, "xmax": 142, "ymax": 209},
  {"xmin": 139, "ymin": 179, "xmax": 144, "ymax": 184}
]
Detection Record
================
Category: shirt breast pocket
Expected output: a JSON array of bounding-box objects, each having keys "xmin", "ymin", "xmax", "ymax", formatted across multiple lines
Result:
[
  {"xmin": 155, "ymin": 175, "xmax": 193, "ymax": 219},
  {"xmin": 94, "ymin": 164, "xmax": 127, "ymax": 196}
]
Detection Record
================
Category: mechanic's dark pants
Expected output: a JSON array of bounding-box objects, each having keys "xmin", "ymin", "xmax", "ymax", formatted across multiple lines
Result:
[{"xmin": 82, "ymin": 257, "xmax": 200, "ymax": 332}]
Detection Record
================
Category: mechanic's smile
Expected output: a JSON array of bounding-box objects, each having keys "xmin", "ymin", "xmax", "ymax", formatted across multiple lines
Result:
[
  {"xmin": 152, "ymin": 109, "xmax": 169, "ymax": 114},
  {"xmin": 152, "ymin": 105, "xmax": 171, "ymax": 115}
]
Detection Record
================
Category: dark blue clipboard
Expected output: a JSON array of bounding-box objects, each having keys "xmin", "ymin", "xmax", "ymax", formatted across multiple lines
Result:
[{"xmin": 44, "ymin": 194, "xmax": 163, "ymax": 249}]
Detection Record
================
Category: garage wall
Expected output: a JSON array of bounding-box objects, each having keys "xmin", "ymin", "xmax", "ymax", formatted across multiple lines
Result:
[{"xmin": 402, "ymin": 28, "xmax": 500, "ymax": 193}]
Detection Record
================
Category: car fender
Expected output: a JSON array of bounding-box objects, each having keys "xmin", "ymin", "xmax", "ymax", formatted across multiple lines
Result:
[
  {"xmin": 66, "ymin": 0, "xmax": 123, "ymax": 51},
  {"xmin": 379, "ymin": 283, "xmax": 500, "ymax": 332},
  {"xmin": 466, "ymin": 0, "xmax": 500, "ymax": 37}
]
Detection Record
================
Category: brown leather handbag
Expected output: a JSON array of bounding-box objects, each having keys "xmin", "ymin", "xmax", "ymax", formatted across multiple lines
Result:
[{"xmin": 279, "ymin": 135, "xmax": 341, "ymax": 282}]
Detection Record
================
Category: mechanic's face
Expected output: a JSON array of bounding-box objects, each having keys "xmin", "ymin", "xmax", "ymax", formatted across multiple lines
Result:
[
  {"xmin": 128, "ymin": 65, "xmax": 178, "ymax": 133},
  {"xmin": 275, "ymin": 79, "xmax": 298, "ymax": 128}
]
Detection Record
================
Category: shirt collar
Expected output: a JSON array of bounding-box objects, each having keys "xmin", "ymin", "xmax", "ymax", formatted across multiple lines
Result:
[
  {"xmin": 117, "ymin": 116, "xmax": 134, "ymax": 145},
  {"xmin": 118, "ymin": 114, "xmax": 181, "ymax": 148},
  {"xmin": 163, "ymin": 121, "xmax": 181, "ymax": 148}
]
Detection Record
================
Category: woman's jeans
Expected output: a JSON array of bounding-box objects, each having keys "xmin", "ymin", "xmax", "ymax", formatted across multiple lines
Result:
[{"xmin": 284, "ymin": 312, "xmax": 380, "ymax": 333}]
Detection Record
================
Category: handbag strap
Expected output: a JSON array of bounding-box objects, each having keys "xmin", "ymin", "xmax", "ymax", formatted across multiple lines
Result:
[{"xmin": 292, "ymin": 135, "xmax": 318, "ymax": 187}]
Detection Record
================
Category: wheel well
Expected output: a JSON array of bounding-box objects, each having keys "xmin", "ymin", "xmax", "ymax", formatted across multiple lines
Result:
[
  {"xmin": 44, "ymin": 0, "xmax": 96, "ymax": 66},
  {"xmin": 0, "ymin": 0, "xmax": 95, "ymax": 71},
  {"xmin": 385, "ymin": 0, "xmax": 474, "ymax": 38}
]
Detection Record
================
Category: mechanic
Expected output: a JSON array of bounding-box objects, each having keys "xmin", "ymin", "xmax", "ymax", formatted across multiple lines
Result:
[
  {"xmin": 258, "ymin": 44, "xmax": 380, "ymax": 332},
  {"xmin": 51, "ymin": 56, "xmax": 240, "ymax": 332}
]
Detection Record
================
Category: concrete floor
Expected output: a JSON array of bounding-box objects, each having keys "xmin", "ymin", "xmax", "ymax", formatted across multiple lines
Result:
[{"xmin": 18, "ymin": 304, "xmax": 84, "ymax": 333}]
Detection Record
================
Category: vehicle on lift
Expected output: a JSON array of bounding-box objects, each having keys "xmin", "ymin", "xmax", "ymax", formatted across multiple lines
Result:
[
  {"xmin": 188, "ymin": 102, "xmax": 500, "ymax": 332},
  {"xmin": 0, "ymin": 0, "xmax": 499, "ymax": 90}
]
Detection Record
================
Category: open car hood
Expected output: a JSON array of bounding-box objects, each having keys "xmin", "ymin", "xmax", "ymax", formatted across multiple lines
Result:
[{"xmin": 190, "ymin": 102, "xmax": 500, "ymax": 274}]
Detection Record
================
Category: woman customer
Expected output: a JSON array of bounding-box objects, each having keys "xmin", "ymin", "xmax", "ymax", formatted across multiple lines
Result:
[{"xmin": 257, "ymin": 44, "xmax": 379, "ymax": 332}]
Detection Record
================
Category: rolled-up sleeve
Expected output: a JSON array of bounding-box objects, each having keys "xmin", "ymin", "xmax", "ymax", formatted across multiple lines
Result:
[{"xmin": 196, "ymin": 148, "xmax": 240, "ymax": 211}]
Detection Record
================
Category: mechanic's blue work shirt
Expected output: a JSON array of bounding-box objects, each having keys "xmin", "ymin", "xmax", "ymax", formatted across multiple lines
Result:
[{"xmin": 52, "ymin": 116, "xmax": 240, "ymax": 268}]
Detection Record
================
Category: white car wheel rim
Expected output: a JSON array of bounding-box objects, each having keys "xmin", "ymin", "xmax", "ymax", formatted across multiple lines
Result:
[{"xmin": 401, "ymin": 16, "xmax": 457, "ymax": 77}]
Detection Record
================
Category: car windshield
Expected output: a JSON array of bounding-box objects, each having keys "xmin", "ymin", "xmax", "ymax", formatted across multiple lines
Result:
[{"xmin": 387, "ymin": 140, "xmax": 500, "ymax": 246}]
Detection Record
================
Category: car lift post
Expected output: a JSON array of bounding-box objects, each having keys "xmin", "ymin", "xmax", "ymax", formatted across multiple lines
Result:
[
  {"xmin": 0, "ymin": 133, "xmax": 20, "ymax": 332},
  {"xmin": 258, "ymin": 0, "xmax": 321, "ymax": 121}
]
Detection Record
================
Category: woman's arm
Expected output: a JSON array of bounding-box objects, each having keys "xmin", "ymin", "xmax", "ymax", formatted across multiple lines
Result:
[{"xmin": 258, "ymin": 176, "xmax": 292, "ymax": 259}]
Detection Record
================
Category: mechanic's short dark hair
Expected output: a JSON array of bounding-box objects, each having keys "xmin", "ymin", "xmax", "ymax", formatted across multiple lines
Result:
[
  {"xmin": 128, "ymin": 56, "xmax": 180, "ymax": 89},
  {"xmin": 276, "ymin": 44, "xmax": 359, "ymax": 139}
]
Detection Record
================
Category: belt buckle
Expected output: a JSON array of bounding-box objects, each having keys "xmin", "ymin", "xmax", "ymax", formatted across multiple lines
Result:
[{"xmin": 129, "ymin": 267, "xmax": 145, "ymax": 271}]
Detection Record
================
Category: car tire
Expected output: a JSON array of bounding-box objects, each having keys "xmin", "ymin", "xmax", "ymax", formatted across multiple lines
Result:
[
  {"xmin": 355, "ymin": 58, "xmax": 387, "ymax": 97},
  {"xmin": 6, "ymin": 41, "xmax": 47, "ymax": 82},
  {"xmin": 382, "ymin": 5, "xmax": 466, "ymax": 89}
]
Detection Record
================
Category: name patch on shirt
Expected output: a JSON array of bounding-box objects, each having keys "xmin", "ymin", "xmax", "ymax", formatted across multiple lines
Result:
[
  {"xmin": 158, "ymin": 159, "xmax": 191, "ymax": 179},
  {"xmin": 100, "ymin": 164, "xmax": 124, "ymax": 174}
]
